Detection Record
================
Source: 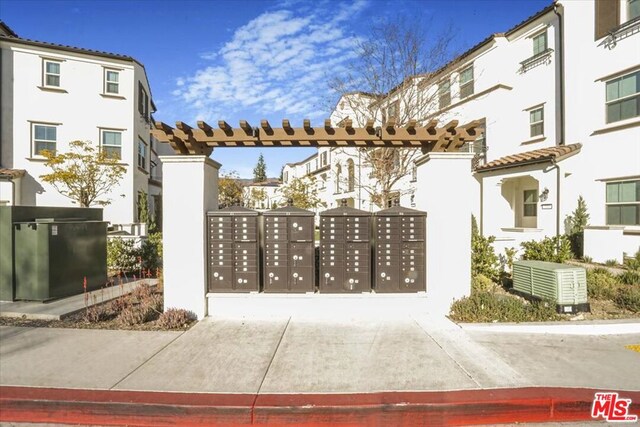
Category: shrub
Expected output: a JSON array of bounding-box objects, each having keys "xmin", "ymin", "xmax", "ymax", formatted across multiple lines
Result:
[
  {"xmin": 107, "ymin": 238, "xmax": 138, "ymax": 273},
  {"xmin": 623, "ymin": 250, "xmax": 640, "ymax": 271},
  {"xmin": 586, "ymin": 268, "xmax": 620, "ymax": 300},
  {"xmin": 472, "ymin": 274, "xmax": 497, "ymax": 294},
  {"xmin": 139, "ymin": 232, "xmax": 162, "ymax": 272},
  {"xmin": 471, "ymin": 216, "xmax": 499, "ymax": 281},
  {"xmin": 615, "ymin": 286, "xmax": 640, "ymax": 313},
  {"xmin": 520, "ymin": 235, "xmax": 573, "ymax": 264},
  {"xmin": 565, "ymin": 196, "xmax": 589, "ymax": 258},
  {"xmin": 619, "ymin": 270, "xmax": 640, "ymax": 285},
  {"xmin": 582, "ymin": 256, "xmax": 593, "ymax": 263},
  {"xmin": 605, "ymin": 259, "xmax": 618, "ymax": 267},
  {"xmin": 449, "ymin": 292, "xmax": 560, "ymax": 323},
  {"xmin": 157, "ymin": 308, "xmax": 197, "ymax": 329}
]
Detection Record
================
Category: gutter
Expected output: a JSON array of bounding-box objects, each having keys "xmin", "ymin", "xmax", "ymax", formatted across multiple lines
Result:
[{"xmin": 550, "ymin": 158, "xmax": 561, "ymax": 240}]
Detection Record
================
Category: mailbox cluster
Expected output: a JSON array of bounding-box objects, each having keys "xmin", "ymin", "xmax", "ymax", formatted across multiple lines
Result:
[
  {"xmin": 207, "ymin": 206, "xmax": 260, "ymax": 292},
  {"xmin": 373, "ymin": 206, "xmax": 426, "ymax": 293},
  {"xmin": 206, "ymin": 203, "xmax": 426, "ymax": 294},
  {"xmin": 319, "ymin": 206, "xmax": 371, "ymax": 293},
  {"xmin": 263, "ymin": 206, "xmax": 315, "ymax": 293}
]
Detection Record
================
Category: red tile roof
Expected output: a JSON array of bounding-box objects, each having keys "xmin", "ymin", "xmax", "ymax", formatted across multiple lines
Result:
[{"xmin": 475, "ymin": 143, "xmax": 582, "ymax": 172}]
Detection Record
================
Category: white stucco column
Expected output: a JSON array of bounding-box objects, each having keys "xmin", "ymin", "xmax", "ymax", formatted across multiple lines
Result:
[
  {"xmin": 414, "ymin": 152, "xmax": 475, "ymax": 315},
  {"xmin": 159, "ymin": 155, "xmax": 220, "ymax": 319}
]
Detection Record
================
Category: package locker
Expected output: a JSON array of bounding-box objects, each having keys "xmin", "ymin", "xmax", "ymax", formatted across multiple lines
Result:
[
  {"xmin": 263, "ymin": 205, "xmax": 315, "ymax": 292},
  {"xmin": 373, "ymin": 205, "xmax": 426, "ymax": 292},
  {"xmin": 319, "ymin": 204, "xmax": 372, "ymax": 293},
  {"xmin": 207, "ymin": 206, "xmax": 260, "ymax": 292}
]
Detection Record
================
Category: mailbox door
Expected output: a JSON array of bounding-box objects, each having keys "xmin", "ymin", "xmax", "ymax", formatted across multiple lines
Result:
[
  {"xmin": 208, "ymin": 266, "xmax": 232, "ymax": 292},
  {"xmin": 346, "ymin": 217, "xmax": 369, "ymax": 241},
  {"xmin": 320, "ymin": 242, "xmax": 344, "ymax": 293},
  {"xmin": 290, "ymin": 266, "xmax": 314, "ymax": 292},
  {"xmin": 264, "ymin": 267, "xmax": 288, "ymax": 292},
  {"xmin": 400, "ymin": 242, "xmax": 425, "ymax": 292},
  {"xmin": 265, "ymin": 217, "xmax": 287, "ymax": 242},
  {"xmin": 345, "ymin": 242, "xmax": 370, "ymax": 292},
  {"xmin": 289, "ymin": 217, "xmax": 313, "ymax": 242}
]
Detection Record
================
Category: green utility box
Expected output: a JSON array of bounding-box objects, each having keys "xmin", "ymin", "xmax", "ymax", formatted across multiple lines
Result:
[
  {"xmin": 0, "ymin": 206, "xmax": 106, "ymax": 302},
  {"xmin": 512, "ymin": 260, "xmax": 589, "ymax": 314}
]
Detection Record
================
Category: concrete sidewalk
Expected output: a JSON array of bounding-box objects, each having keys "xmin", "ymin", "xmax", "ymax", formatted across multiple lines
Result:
[{"xmin": 0, "ymin": 314, "xmax": 639, "ymax": 425}]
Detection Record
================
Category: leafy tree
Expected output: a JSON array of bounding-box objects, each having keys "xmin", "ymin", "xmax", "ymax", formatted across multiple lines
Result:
[
  {"xmin": 218, "ymin": 171, "xmax": 244, "ymax": 208},
  {"xmin": 280, "ymin": 176, "xmax": 326, "ymax": 210},
  {"xmin": 40, "ymin": 140, "xmax": 126, "ymax": 207},
  {"xmin": 565, "ymin": 196, "xmax": 589, "ymax": 257},
  {"xmin": 253, "ymin": 153, "xmax": 267, "ymax": 183},
  {"xmin": 247, "ymin": 187, "xmax": 267, "ymax": 209}
]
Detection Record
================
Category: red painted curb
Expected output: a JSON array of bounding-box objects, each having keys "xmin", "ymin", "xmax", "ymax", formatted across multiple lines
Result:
[{"xmin": 1, "ymin": 386, "xmax": 639, "ymax": 426}]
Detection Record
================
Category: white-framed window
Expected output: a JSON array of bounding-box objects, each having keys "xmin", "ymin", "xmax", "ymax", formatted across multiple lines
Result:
[
  {"xmin": 100, "ymin": 129, "xmax": 122, "ymax": 159},
  {"xmin": 104, "ymin": 69, "xmax": 120, "ymax": 94},
  {"xmin": 283, "ymin": 171, "xmax": 288, "ymax": 183},
  {"xmin": 335, "ymin": 163, "xmax": 342, "ymax": 193},
  {"xmin": 411, "ymin": 163, "xmax": 417, "ymax": 182},
  {"xmin": 320, "ymin": 173, "xmax": 327, "ymax": 189},
  {"xmin": 532, "ymin": 31, "xmax": 547, "ymax": 56},
  {"xmin": 606, "ymin": 180, "xmax": 640, "ymax": 225},
  {"xmin": 606, "ymin": 70, "xmax": 639, "ymax": 123},
  {"xmin": 150, "ymin": 160, "xmax": 157, "ymax": 178},
  {"xmin": 529, "ymin": 107, "xmax": 544, "ymax": 137},
  {"xmin": 306, "ymin": 163, "xmax": 311, "ymax": 175},
  {"xmin": 43, "ymin": 60, "xmax": 61, "ymax": 87},
  {"xmin": 628, "ymin": 0, "xmax": 640, "ymax": 22},
  {"xmin": 321, "ymin": 151, "xmax": 328, "ymax": 166},
  {"xmin": 138, "ymin": 137, "xmax": 147, "ymax": 169},
  {"xmin": 523, "ymin": 189, "xmax": 538, "ymax": 217},
  {"xmin": 459, "ymin": 66, "xmax": 474, "ymax": 98},
  {"xmin": 32, "ymin": 123, "xmax": 57, "ymax": 155},
  {"xmin": 438, "ymin": 80, "xmax": 451, "ymax": 109}
]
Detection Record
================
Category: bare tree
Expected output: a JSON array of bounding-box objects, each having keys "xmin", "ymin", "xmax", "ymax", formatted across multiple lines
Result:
[{"xmin": 329, "ymin": 15, "xmax": 455, "ymax": 207}]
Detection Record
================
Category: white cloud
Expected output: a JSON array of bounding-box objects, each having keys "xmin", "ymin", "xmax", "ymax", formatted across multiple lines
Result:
[{"xmin": 171, "ymin": 1, "xmax": 369, "ymax": 124}]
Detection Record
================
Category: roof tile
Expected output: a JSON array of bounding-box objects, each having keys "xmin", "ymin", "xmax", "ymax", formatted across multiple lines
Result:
[{"xmin": 475, "ymin": 143, "xmax": 582, "ymax": 172}]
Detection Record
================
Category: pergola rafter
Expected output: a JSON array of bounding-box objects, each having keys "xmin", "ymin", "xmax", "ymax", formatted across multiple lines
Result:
[{"xmin": 152, "ymin": 119, "xmax": 482, "ymax": 156}]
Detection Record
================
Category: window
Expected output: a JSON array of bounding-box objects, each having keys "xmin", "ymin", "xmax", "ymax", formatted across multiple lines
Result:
[
  {"xmin": 150, "ymin": 160, "xmax": 157, "ymax": 178},
  {"xmin": 529, "ymin": 107, "xmax": 544, "ymax": 137},
  {"xmin": 438, "ymin": 80, "xmax": 451, "ymax": 109},
  {"xmin": 320, "ymin": 173, "xmax": 327, "ymax": 189},
  {"xmin": 606, "ymin": 71, "xmax": 640, "ymax": 123},
  {"xmin": 315, "ymin": 158, "xmax": 318, "ymax": 170},
  {"xmin": 43, "ymin": 60, "xmax": 60, "ymax": 87},
  {"xmin": 335, "ymin": 164, "xmax": 342, "ymax": 193},
  {"xmin": 532, "ymin": 31, "xmax": 547, "ymax": 56},
  {"xmin": 104, "ymin": 69, "xmax": 119, "ymax": 94},
  {"xmin": 101, "ymin": 130, "xmax": 122, "ymax": 159},
  {"xmin": 411, "ymin": 163, "xmax": 417, "ymax": 182},
  {"xmin": 459, "ymin": 66, "xmax": 474, "ymax": 98},
  {"xmin": 321, "ymin": 151, "xmax": 328, "ymax": 166},
  {"xmin": 347, "ymin": 159, "xmax": 355, "ymax": 192},
  {"xmin": 138, "ymin": 138, "xmax": 147, "ymax": 169},
  {"xmin": 306, "ymin": 163, "xmax": 311, "ymax": 175},
  {"xmin": 32, "ymin": 124, "xmax": 57, "ymax": 155},
  {"xmin": 283, "ymin": 171, "xmax": 288, "ymax": 183},
  {"xmin": 606, "ymin": 180, "xmax": 640, "ymax": 225},
  {"xmin": 523, "ymin": 190, "xmax": 538, "ymax": 217},
  {"xmin": 386, "ymin": 192, "xmax": 400, "ymax": 208},
  {"xmin": 628, "ymin": 0, "xmax": 640, "ymax": 21},
  {"xmin": 138, "ymin": 82, "xmax": 149, "ymax": 120},
  {"xmin": 385, "ymin": 101, "xmax": 399, "ymax": 122}
]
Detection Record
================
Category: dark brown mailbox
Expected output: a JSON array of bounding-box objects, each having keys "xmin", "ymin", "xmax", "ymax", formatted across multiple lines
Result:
[
  {"xmin": 373, "ymin": 205, "xmax": 426, "ymax": 293},
  {"xmin": 263, "ymin": 205, "xmax": 315, "ymax": 293},
  {"xmin": 319, "ymin": 205, "xmax": 372, "ymax": 293},
  {"xmin": 207, "ymin": 206, "xmax": 260, "ymax": 292}
]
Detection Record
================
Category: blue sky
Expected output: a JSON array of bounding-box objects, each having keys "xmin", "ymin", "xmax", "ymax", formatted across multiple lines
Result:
[{"xmin": 0, "ymin": 0, "xmax": 549, "ymax": 178}]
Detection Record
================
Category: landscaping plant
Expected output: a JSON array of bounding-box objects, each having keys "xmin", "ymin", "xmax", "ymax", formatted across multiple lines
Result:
[
  {"xmin": 520, "ymin": 235, "xmax": 573, "ymax": 263},
  {"xmin": 586, "ymin": 268, "xmax": 621, "ymax": 300},
  {"xmin": 157, "ymin": 308, "xmax": 197, "ymax": 329},
  {"xmin": 565, "ymin": 196, "xmax": 589, "ymax": 258},
  {"xmin": 471, "ymin": 216, "xmax": 500, "ymax": 281},
  {"xmin": 449, "ymin": 292, "xmax": 561, "ymax": 323}
]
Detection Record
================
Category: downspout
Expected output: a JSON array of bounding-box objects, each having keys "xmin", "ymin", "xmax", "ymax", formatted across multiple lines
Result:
[
  {"xmin": 550, "ymin": 158, "xmax": 561, "ymax": 239},
  {"xmin": 553, "ymin": 2, "xmax": 565, "ymax": 146}
]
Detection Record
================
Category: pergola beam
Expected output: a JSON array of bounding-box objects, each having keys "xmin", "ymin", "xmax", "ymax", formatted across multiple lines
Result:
[{"xmin": 150, "ymin": 118, "xmax": 483, "ymax": 153}]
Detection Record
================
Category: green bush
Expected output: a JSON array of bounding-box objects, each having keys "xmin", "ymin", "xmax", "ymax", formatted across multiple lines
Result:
[
  {"xmin": 623, "ymin": 250, "xmax": 640, "ymax": 271},
  {"xmin": 619, "ymin": 270, "xmax": 640, "ymax": 285},
  {"xmin": 471, "ymin": 216, "xmax": 499, "ymax": 281},
  {"xmin": 605, "ymin": 259, "xmax": 618, "ymax": 267},
  {"xmin": 614, "ymin": 285, "xmax": 640, "ymax": 313},
  {"xmin": 471, "ymin": 274, "xmax": 496, "ymax": 294},
  {"xmin": 520, "ymin": 235, "xmax": 573, "ymax": 263},
  {"xmin": 107, "ymin": 233, "xmax": 163, "ymax": 275},
  {"xmin": 565, "ymin": 196, "xmax": 589, "ymax": 258},
  {"xmin": 107, "ymin": 238, "xmax": 138, "ymax": 273},
  {"xmin": 586, "ymin": 268, "xmax": 621, "ymax": 300},
  {"xmin": 449, "ymin": 292, "xmax": 560, "ymax": 323}
]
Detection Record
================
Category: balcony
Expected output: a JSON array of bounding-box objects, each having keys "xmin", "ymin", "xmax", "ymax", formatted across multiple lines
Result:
[{"xmin": 519, "ymin": 48, "xmax": 554, "ymax": 73}]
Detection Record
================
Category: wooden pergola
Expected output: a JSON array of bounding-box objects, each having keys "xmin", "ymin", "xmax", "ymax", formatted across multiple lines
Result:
[{"xmin": 152, "ymin": 118, "xmax": 482, "ymax": 156}]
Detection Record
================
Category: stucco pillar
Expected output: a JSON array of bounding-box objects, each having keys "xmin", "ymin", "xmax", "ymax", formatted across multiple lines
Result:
[
  {"xmin": 414, "ymin": 152, "xmax": 475, "ymax": 315},
  {"xmin": 159, "ymin": 155, "xmax": 220, "ymax": 319}
]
